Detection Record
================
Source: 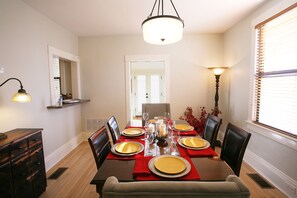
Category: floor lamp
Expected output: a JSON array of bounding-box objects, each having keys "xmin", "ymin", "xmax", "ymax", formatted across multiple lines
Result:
[{"xmin": 208, "ymin": 67, "xmax": 228, "ymax": 116}]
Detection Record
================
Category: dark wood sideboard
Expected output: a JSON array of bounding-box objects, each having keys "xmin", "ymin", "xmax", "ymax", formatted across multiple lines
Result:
[{"xmin": 0, "ymin": 128, "xmax": 46, "ymax": 197}]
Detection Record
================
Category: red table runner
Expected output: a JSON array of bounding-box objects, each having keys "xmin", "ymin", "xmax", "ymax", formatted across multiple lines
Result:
[{"xmin": 133, "ymin": 156, "xmax": 200, "ymax": 181}]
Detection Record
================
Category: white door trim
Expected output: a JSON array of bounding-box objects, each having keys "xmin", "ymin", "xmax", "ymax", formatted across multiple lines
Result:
[{"xmin": 124, "ymin": 55, "xmax": 170, "ymax": 123}]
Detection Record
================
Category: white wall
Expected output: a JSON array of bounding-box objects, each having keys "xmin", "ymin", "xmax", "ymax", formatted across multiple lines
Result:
[
  {"xmin": 78, "ymin": 34, "xmax": 224, "ymax": 130},
  {"xmin": 0, "ymin": 0, "xmax": 81, "ymax": 171},
  {"xmin": 223, "ymin": 0, "xmax": 297, "ymax": 197}
]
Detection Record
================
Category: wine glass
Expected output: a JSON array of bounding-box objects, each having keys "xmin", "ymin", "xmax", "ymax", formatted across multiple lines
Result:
[
  {"xmin": 142, "ymin": 112, "xmax": 149, "ymax": 127},
  {"xmin": 146, "ymin": 132, "xmax": 155, "ymax": 155},
  {"xmin": 168, "ymin": 120, "xmax": 174, "ymax": 139},
  {"xmin": 164, "ymin": 112, "xmax": 170, "ymax": 123}
]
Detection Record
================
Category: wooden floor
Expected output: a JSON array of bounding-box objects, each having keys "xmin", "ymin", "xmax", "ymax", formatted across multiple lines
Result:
[{"xmin": 41, "ymin": 141, "xmax": 287, "ymax": 198}]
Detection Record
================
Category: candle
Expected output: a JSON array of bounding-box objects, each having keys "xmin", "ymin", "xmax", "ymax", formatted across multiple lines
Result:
[
  {"xmin": 159, "ymin": 124, "xmax": 166, "ymax": 137},
  {"xmin": 148, "ymin": 123, "xmax": 155, "ymax": 133}
]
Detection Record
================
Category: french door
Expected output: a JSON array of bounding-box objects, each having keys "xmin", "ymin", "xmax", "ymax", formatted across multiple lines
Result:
[{"xmin": 132, "ymin": 74, "xmax": 164, "ymax": 116}]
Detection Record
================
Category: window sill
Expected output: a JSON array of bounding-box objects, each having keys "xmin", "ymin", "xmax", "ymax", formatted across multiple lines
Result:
[
  {"xmin": 47, "ymin": 99, "xmax": 90, "ymax": 109},
  {"xmin": 246, "ymin": 121, "xmax": 297, "ymax": 151}
]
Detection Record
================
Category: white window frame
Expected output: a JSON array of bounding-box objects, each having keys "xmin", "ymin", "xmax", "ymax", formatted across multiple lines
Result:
[{"xmin": 247, "ymin": 0, "xmax": 297, "ymax": 151}]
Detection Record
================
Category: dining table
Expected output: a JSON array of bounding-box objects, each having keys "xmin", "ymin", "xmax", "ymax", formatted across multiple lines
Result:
[{"xmin": 90, "ymin": 120, "xmax": 234, "ymax": 195}]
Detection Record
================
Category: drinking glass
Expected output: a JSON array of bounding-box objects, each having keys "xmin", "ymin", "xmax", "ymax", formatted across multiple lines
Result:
[
  {"xmin": 168, "ymin": 120, "xmax": 174, "ymax": 139},
  {"xmin": 164, "ymin": 112, "xmax": 170, "ymax": 123},
  {"xmin": 146, "ymin": 132, "xmax": 155, "ymax": 155},
  {"xmin": 142, "ymin": 112, "xmax": 149, "ymax": 127}
]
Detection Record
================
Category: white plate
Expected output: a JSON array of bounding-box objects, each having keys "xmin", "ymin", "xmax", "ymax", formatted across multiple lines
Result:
[
  {"xmin": 111, "ymin": 142, "xmax": 144, "ymax": 156},
  {"xmin": 148, "ymin": 155, "xmax": 191, "ymax": 178},
  {"xmin": 178, "ymin": 137, "xmax": 210, "ymax": 150},
  {"xmin": 121, "ymin": 128, "xmax": 145, "ymax": 137}
]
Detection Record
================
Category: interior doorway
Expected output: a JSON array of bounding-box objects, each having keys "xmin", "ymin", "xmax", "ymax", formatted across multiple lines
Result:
[
  {"xmin": 131, "ymin": 61, "xmax": 165, "ymax": 116},
  {"xmin": 125, "ymin": 55, "xmax": 170, "ymax": 123}
]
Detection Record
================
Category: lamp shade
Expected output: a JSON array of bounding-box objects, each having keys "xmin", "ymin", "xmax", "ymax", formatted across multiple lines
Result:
[
  {"xmin": 208, "ymin": 67, "xmax": 229, "ymax": 75},
  {"xmin": 12, "ymin": 89, "xmax": 31, "ymax": 102},
  {"xmin": 142, "ymin": 15, "xmax": 184, "ymax": 45}
]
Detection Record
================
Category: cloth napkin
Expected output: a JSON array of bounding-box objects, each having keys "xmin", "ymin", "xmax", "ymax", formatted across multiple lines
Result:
[
  {"xmin": 133, "ymin": 156, "xmax": 200, "ymax": 181},
  {"xmin": 120, "ymin": 134, "xmax": 145, "ymax": 140},
  {"xmin": 177, "ymin": 130, "xmax": 197, "ymax": 136},
  {"xmin": 106, "ymin": 151, "xmax": 144, "ymax": 160},
  {"xmin": 177, "ymin": 145, "xmax": 218, "ymax": 157}
]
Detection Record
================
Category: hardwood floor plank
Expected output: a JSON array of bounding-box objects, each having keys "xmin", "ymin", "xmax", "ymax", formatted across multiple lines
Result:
[{"xmin": 41, "ymin": 142, "xmax": 286, "ymax": 198}]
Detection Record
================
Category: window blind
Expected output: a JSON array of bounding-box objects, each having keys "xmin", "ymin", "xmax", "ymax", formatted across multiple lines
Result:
[
  {"xmin": 254, "ymin": 3, "xmax": 297, "ymax": 137},
  {"xmin": 52, "ymin": 57, "xmax": 61, "ymax": 103}
]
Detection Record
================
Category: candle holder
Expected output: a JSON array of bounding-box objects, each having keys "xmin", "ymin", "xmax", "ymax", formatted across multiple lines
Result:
[{"xmin": 156, "ymin": 123, "xmax": 168, "ymax": 147}]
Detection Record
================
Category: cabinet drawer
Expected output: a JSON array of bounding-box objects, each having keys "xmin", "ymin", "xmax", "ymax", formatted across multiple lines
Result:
[
  {"xmin": 30, "ymin": 148, "xmax": 45, "ymax": 173},
  {"xmin": 0, "ymin": 145, "xmax": 10, "ymax": 166},
  {"xmin": 0, "ymin": 162, "xmax": 14, "ymax": 197},
  {"xmin": 14, "ymin": 178, "xmax": 34, "ymax": 198},
  {"xmin": 28, "ymin": 132, "xmax": 42, "ymax": 149},
  {"xmin": 32, "ymin": 168, "xmax": 47, "ymax": 197},
  {"xmin": 12, "ymin": 153, "xmax": 31, "ymax": 180},
  {"xmin": 11, "ymin": 138, "xmax": 28, "ymax": 159}
]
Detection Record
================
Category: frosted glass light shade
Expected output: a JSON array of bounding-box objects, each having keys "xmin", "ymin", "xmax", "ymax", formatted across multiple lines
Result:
[
  {"xmin": 142, "ymin": 16, "xmax": 184, "ymax": 45},
  {"xmin": 208, "ymin": 67, "xmax": 229, "ymax": 75},
  {"xmin": 12, "ymin": 89, "xmax": 31, "ymax": 102}
]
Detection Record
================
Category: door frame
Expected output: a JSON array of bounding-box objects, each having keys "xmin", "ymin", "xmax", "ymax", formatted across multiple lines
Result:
[{"xmin": 125, "ymin": 55, "xmax": 170, "ymax": 123}]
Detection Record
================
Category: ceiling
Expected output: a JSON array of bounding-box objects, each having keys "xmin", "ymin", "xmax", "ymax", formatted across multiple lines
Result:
[{"xmin": 22, "ymin": 0, "xmax": 268, "ymax": 37}]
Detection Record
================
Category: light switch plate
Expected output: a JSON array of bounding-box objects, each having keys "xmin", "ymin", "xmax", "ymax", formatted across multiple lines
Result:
[{"xmin": 0, "ymin": 67, "xmax": 4, "ymax": 74}]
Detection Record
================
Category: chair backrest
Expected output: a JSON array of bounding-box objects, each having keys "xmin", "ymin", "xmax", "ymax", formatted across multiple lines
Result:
[
  {"xmin": 202, "ymin": 114, "xmax": 222, "ymax": 150},
  {"xmin": 88, "ymin": 125, "xmax": 111, "ymax": 170},
  {"xmin": 102, "ymin": 175, "xmax": 250, "ymax": 198},
  {"xmin": 142, "ymin": 103, "xmax": 170, "ymax": 120},
  {"xmin": 220, "ymin": 123, "xmax": 251, "ymax": 176},
  {"xmin": 107, "ymin": 116, "xmax": 121, "ymax": 144}
]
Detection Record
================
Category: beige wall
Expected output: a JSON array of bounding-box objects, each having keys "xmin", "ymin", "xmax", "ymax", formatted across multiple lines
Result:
[
  {"xmin": 223, "ymin": 0, "xmax": 297, "ymax": 197},
  {"xmin": 78, "ymin": 34, "xmax": 224, "ymax": 130},
  {"xmin": 0, "ymin": 0, "xmax": 80, "ymax": 170}
]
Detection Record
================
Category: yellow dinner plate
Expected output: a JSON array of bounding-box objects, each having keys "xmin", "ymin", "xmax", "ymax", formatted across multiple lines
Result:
[
  {"xmin": 123, "ymin": 128, "xmax": 143, "ymax": 136},
  {"xmin": 154, "ymin": 156, "xmax": 186, "ymax": 175},
  {"xmin": 174, "ymin": 124, "xmax": 194, "ymax": 131},
  {"xmin": 115, "ymin": 142, "xmax": 142, "ymax": 154},
  {"xmin": 149, "ymin": 119, "xmax": 155, "ymax": 123},
  {"xmin": 181, "ymin": 137, "xmax": 206, "ymax": 148}
]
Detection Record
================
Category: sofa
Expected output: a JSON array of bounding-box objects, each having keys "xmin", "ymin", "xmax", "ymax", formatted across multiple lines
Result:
[{"xmin": 102, "ymin": 175, "xmax": 250, "ymax": 198}]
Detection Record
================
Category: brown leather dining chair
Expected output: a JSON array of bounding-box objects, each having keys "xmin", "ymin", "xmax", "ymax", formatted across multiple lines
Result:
[
  {"xmin": 107, "ymin": 116, "xmax": 121, "ymax": 144},
  {"xmin": 220, "ymin": 123, "xmax": 251, "ymax": 176},
  {"xmin": 202, "ymin": 114, "xmax": 222, "ymax": 150},
  {"xmin": 88, "ymin": 125, "xmax": 111, "ymax": 170}
]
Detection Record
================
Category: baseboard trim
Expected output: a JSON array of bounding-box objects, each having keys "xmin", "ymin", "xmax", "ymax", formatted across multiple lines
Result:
[
  {"xmin": 44, "ymin": 133, "xmax": 83, "ymax": 172},
  {"xmin": 82, "ymin": 131, "xmax": 94, "ymax": 141},
  {"xmin": 245, "ymin": 149, "xmax": 297, "ymax": 197}
]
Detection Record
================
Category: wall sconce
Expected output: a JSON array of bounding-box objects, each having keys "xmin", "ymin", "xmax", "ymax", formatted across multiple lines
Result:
[
  {"xmin": 208, "ymin": 67, "xmax": 228, "ymax": 116},
  {"xmin": 0, "ymin": 78, "xmax": 32, "ymax": 103},
  {"xmin": 0, "ymin": 78, "xmax": 32, "ymax": 139}
]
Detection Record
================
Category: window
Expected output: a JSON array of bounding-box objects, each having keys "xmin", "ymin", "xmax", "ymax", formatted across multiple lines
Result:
[{"xmin": 253, "ymin": 3, "xmax": 297, "ymax": 137}]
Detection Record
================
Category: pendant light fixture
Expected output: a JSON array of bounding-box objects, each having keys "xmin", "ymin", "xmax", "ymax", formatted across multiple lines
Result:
[{"xmin": 142, "ymin": 0, "xmax": 184, "ymax": 45}]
